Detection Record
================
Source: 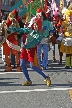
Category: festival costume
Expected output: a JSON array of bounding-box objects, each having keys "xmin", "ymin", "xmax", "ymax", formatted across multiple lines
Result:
[
  {"xmin": 2, "ymin": 17, "xmax": 20, "ymax": 72},
  {"xmin": 11, "ymin": 16, "xmax": 50, "ymax": 86},
  {"xmin": 11, "ymin": 9, "xmax": 24, "ymax": 68},
  {"xmin": 60, "ymin": 9, "xmax": 72, "ymax": 68},
  {"xmin": 37, "ymin": 19, "xmax": 53, "ymax": 69},
  {"xmin": 55, "ymin": 18, "xmax": 64, "ymax": 64}
]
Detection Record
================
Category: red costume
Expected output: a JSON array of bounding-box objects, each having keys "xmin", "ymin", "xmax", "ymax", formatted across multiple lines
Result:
[{"xmin": 3, "ymin": 16, "xmax": 20, "ymax": 72}]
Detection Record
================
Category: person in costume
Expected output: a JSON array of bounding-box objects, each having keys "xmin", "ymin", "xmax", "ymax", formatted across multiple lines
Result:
[
  {"xmin": 2, "ymin": 13, "xmax": 21, "ymax": 72},
  {"xmin": 19, "ymin": 18, "xmax": 51, "ymax": 86},
  {"xmin": 52, "ymin": 14, "xmax": 64, "ymax": 64},
  {"xmin": 37, "ymin": 11, "xmax": 53, "ymax": 69},
  {"xmin": 10, "ymin": 9, "xmax": 24, "ymax": 68},
  {"xmin": 60, "ymin": 8, "xmax": 72, "ymax": 68},
  {"xmin": 56, "ymin": 15, "xmax": 64, "ymax": 65},
  {"xmin": 0, "ymin": 21, "xmax": 6, "ymax": 65}
]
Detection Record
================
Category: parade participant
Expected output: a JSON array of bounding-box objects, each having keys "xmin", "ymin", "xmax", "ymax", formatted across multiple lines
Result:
[
  {"xmin": 0, "ymin": 21, "xmax": 6, "ymax": 65},
  {"xmin": 51, "ymin": 15, "xmax": 59, "ymax": 62},
  {"xmin": 11, "ymin": 9, "xmax": 24, "ymax": 68},
  {"xmin": 19, "ymin": 18, "xmax": 51, "ymax": 86},
  {"xmin": 2, "ymin": 14, "xmax": 21, "ymax": 72},
  {"xmin": 37, "ymin": 11, "xmax": 53, "ymax": 69},
  {"xmin": 60, "ymin": 8, "xmax": 72, "ymax": 68},
  {"xmin": 56, "ymin": 16, "xmax": 64, "ymax": 65}
]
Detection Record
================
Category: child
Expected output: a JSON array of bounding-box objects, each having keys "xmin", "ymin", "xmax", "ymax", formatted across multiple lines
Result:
[{"xmin": 19, "ymin": 19, "xmax": 51, "ymax": 86}]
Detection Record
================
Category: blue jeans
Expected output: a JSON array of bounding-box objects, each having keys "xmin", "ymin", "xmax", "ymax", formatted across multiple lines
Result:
[
  {"xmin": 20, "ymin": 59, "xmax": 47, "ymax": 81},
  {"xmin": 37, "ymin": 44, "xmax": 49, "ymax": 68}
]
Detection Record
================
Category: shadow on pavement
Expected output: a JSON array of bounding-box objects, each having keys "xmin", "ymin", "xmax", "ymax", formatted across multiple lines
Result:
[
  {"xmin": 0, "ymin": 82, "xmax": 21, "ymax": 86},
  {"xmin": 0, "ymin": 78, "xmax": 19, "ymax": 80},
  {"xmin": 51, "ymin": 83, "xmax": 72, "ymax": 87}
]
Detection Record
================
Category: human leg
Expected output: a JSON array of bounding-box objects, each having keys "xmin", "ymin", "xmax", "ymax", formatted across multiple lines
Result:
[
  {"xmin": 20, "ymin": 59, "xmax": 32, "ymax": 85},
  {"xmin": 30, "ymin": 62, "xmax": 51, "ymax": 86},
  {"xmin": 65, "ymin": 54, "xmax": 70, "ymax": 69},
  {"xmin": 70, "ymin": 54, "xmax": 72, "ymax": 68},
  {"xmin": 37, "ymin": 44, "xmax": 42, "ymax": 66},
  {"xmin": 11, "ymin": 53, "xmax": 15, "ymax": 68},
  {"xmin": 11, "ymin": 41, "xmax": 21, "ymax": 72},
  {"xmin": 3, "ymin": 42, "xmax": 12, "ymax": 72},
  {"xmin": 42, "ymin": 44, "xmax": 49, "ymax": 69},
  {"xmin": 52, "ymin": 43, "xmax": 56, "ymax": 62},
  {"xmin": 58, "ymin": 43, "xmax": 63, "ymax": 64},
  {"xmin": 4, "ymin": 55, "xmax": 12, "ymax": 72}
]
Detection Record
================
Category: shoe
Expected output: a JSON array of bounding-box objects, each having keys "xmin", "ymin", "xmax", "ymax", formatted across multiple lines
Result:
[
  {"xmin": 65, "ymin": 66, "xmax": 70, "ymax": 69},
  {"xmin": 16, "ymin": 65, "xmax": 21, "ymax": 72},
  {"xmin": 22, "ymin": 80, "xmax": 32, "ymax": 86},
  {"xmin": 4, "ymin": 66, "xmax": 12, "ymax": 72},
  {"xmin": 58, "ymin": 62, "xmax": 62, "ymax": 65},
  {"xmin": 44, "ymin": 77, "xmax": 51, "ymax": 86}
]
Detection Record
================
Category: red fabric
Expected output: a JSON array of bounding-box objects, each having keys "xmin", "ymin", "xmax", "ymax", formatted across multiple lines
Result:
[
  {"xmin": 51, "ymin": 36, "xmax": 56, "ymax": 44},
  {"xmin": 6, "ymin": 19, "xmax": 17, "ymax": 42},
  {"xmin": 53, "ymin": 15, "xmax": 59, "ymax": 21},
  {"xmin": 22, "ymin": 34, "xmax": 27, "ymax": 42},
  {"xmin": 34, "ymin": 18, "xmax": 42, "ymax": 31},
  {"xmin": 36, "ymin": 6, "xmax": 43, "ymax": 13},
  {"xmin": 6, "ymin": 19, "xmax": 12, "ymax": 27},
  {"xmin": 12, "ymin": 9, "xmax": 18, "ymax": 14},
  {"xmin": 16, "ymin": 16, "xmax": 20, "ymax": 21},
  {"xmin": 7, "ymin": 33, "xmax": 16, "ymax": 42},
  {"xmin": 20, "ymin": 48, "xmax": 36, "ymax": 62},
  {"xmin": 20, "ymin": 33, "xmax": 36, "ymax": 62}
]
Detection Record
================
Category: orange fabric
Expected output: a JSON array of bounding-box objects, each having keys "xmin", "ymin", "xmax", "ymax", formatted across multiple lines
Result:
[
  {"xmin": 57, "ymin": 20, "xmax": 62, "ymax": 32},
  {"xmin": 3, "ymin": 41, "xmax": 18, "ymax": 55}
]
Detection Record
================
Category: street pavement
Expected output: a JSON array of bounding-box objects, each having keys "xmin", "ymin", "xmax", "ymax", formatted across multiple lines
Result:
[{"xmin": 0, "ymin": 44, "xmax": 72, "ymax": 108}]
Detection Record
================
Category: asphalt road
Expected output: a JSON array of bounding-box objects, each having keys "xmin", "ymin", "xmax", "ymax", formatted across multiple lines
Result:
[{"xmin": 0, "ymin": 44, "xmax": 72, "ymax": 108}]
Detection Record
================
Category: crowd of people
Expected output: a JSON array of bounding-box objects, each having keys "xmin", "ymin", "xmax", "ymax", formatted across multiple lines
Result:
[{"xmin": 0, "ymin": 1, "xmax": 72, "ymax": 86}]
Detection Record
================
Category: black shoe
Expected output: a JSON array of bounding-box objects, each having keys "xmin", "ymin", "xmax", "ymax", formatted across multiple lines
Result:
[
  {"xmin": 65, "ymin": 66, "xmax": 70, "ymax": 69},
  {"xmin": 58, "ymin": 62, "xmax": 62, "ymax": 65}
]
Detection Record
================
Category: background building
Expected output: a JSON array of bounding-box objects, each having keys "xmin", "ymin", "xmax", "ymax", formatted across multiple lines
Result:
[
  {"xmin": 0, "ymin": 0, "xmax": 70, "ymax": 20},
  {"xmin": 1, "ymin": 0, "xmax": 19, "ymax": 18}
]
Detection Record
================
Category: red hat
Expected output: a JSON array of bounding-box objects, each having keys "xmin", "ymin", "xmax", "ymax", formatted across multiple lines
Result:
[
  {"xmin": 6, "ymin": 19, "xmax": 12, "ymax": 27},
  {"xmin": 34, "ymin": 18, "xmax": 42, "ymax": 31},
  {"xmin": 12, "ymin": 9, "xmax": 18, "ymax": 14},
  {"xmin": 36, "ymin": 7, "xmax": 43, "ymax": 16}
]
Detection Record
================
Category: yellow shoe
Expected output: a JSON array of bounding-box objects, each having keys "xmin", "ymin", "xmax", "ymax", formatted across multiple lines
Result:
[
  {"xmin": 44, "ymin": 77, "xmax": 51, "ymax": 86},
  {"xmin": 22, "ymin": 81, "xmax": 32, "ymax": 86}
]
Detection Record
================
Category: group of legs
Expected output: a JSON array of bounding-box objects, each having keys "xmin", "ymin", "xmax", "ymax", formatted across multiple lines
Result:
[
  {"xmin": 2, "ymin": 40, "xmax": 21, "ymax": 72},
  {"xmin": 20, "ymin": 58, "xmax": 51, "ymax": 86}
]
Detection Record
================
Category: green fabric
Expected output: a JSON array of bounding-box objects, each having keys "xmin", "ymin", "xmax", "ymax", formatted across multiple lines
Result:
[
  {"xmin": 8, "ymin": 25, "xmax": 53, "ymax": 49},
  {"xmin": 42, "ymin": 20, "xmax": 53, "ymax": 37},
  {"xmin": 71, "ymin": 56, "xmax": 72, "ymax": 66},
  {"xmin": 24, "ymin": 30, "xmax": 43, "ymax": 48},
  {"xmin": 28, "ymin": 0, "xmax": 44, "ymax": 15},
  {"xmin": 66, "ymin": 56, "xmax": 70, "ymax": 66},
  {"xmin": 10, "ymin": 0, "xmax": 27, "ymax": 18},
  {"xmin": 8, "ymin": 27, "xmax": 30, "ymax": 34}
]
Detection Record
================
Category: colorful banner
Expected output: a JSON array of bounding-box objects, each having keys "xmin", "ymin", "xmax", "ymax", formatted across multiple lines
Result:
[
  {"xmin": 10, "ymin": 0, "xmax": 32, "ymax": 17},
  {"xmin": 28, "ymin": 0, "xmax": 44, "ymax": 15}
]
